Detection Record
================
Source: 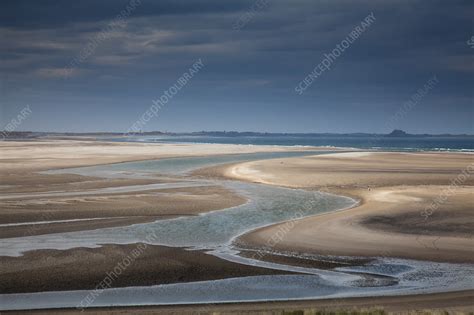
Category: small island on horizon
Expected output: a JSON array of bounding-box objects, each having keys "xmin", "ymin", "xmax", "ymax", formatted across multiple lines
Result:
[
  {"xmin": 2, "ymin": 129, "xmax": 473, "ymax": 140},
  {"xmin": 1, "ymin": 1, "xmax": 473, "ymax": 312}
]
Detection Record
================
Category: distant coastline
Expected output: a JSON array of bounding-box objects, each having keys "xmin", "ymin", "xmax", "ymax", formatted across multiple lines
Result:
[{"xmin": 1, "ymin": 129, "xmax": 473, "ymax": 139}]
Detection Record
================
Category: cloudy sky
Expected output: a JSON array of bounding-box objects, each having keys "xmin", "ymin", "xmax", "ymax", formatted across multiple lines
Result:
[{"xmin": 1, "ymin": 0, "xmax": 473, "ymax": 133}]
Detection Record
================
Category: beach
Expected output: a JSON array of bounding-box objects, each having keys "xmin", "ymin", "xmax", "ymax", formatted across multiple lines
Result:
[
  {"xmin": 1, "ymin": 140, "xmax": 473, "ymax": 313},
  {"xmin": 0, "ymin": 140, "xmax": 315, "ymax": 295},
  {"xmin": 0, "ymin": 140, "xmax": 317, "ymax": 233},
  {"xmin": 224, "ymin": 152, "xmax": 474, "ymax": 263},
  {"xmin": 5, "ymin": 0, "xmax": 474, "ymax": 312}
]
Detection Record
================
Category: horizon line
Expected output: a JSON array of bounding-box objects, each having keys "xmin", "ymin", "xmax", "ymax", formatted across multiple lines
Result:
[{"xmin": 2, "ymin": 130, "xmax": 474, "ymax": 137}]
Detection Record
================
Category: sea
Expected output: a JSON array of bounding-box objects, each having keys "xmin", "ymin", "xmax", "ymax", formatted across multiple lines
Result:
[{"xmin": 107, "ymin": 134, "xmax": 474, "ymax": 151}]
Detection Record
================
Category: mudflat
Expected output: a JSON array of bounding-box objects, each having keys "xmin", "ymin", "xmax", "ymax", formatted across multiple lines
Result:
[{"xmin": 0, "ymin": 243, "xmax": 294, "ymax": 294}]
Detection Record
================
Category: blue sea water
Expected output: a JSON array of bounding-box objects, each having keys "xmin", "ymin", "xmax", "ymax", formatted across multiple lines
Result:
[{"xmin": 109, "ymin": 135, "xmax": 474, "ymax": 151}]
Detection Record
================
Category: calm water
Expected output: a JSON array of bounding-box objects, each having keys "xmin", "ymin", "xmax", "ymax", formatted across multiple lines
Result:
[
  {"xmin": 5, "ymin": 152, "xmax": 356, "ymax": 255},
  {"xmin": 2, "ymin": 152, "xmax": 473, "ymax": 310},
  {"xmin": 107, "ymin": 135, "xmax": 474, "ymax": 151},
  {"xmin": 44, "ymin": 150, "xmax": 332, "ymax": 178}
]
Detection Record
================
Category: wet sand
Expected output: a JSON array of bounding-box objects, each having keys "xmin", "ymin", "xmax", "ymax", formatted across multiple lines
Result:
[
  {"xmin": 0, "ymin": 139, "xmax": 315, "ymax": 236},
  {"xmin": 2, "ymin": 142, "xmax": 473, "ymax": 313},
  {"xmin": 0, "ymin": 185, "xmax": 246, "ymax": 238},
  {"xmin": 0, "ymin": 140, "xmax": 306, "ymax": 296},
  {"xmin": 0, "ymin": 243, "xmax": 293, "ymax": 294},
  {"xmin": 224, "ymin": 152, "xmax": 474, "ymax": 263},
  {"xmin": 6, "ymin": 290, "xmax": 474, "ymax": 314}
]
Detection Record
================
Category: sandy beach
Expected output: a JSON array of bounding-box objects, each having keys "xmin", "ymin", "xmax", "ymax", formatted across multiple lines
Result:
[
  {"xmin": 224, "ymin": 152, "xmax": 474, "ymax": 263},
  {"xmin": 5, "ymin": 0, "xmax": 473, "ymax": 312},
  {"xmin": 0, "ymin": 140, "xmax": 312, "ymax": 295},
  {"xmin": 0, "ymin": 140, "xmax": 317, "ymax": 235},
  {"xmin": 0, "ymin": 140, "xmax": 318, "ymax": 173},
  {"xmin": 0, "ymin": 185, "xmax": 246, "ymax": 238},
  {"xmin": 1, "ymin": 141, "xmax": 473, "ymax": 313}
]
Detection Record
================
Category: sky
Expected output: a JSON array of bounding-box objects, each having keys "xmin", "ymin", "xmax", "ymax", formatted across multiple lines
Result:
[{"xmin": 1, "ymin": 0, "xmax": 473, "ymax": 134}]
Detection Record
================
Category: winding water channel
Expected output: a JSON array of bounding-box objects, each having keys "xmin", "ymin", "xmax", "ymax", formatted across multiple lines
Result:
[{"xmin": 1, "ymin": 151, "xmax": 473, "ymax": 310}]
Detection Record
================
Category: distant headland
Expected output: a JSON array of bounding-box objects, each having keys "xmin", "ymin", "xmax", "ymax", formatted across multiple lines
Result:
[{"xmin": 1, "ymin": 129, "xmax": 472, "ymax": 140}]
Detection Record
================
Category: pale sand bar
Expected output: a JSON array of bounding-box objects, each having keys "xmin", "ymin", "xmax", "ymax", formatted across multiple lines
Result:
[
  {"xmin": 225, "ymin": 152, "xmax": 474, "ymax": 263},
  {"xmin": 0, "ymin": 139, "xmax": 322, "ymax": 172}
]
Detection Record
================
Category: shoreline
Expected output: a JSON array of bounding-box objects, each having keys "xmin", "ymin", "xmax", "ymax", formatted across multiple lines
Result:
[
  {"xmin": 222, "ymin": 151, "xmax": 474, "ymax": 264},
  {"xmin": 1, "ymin": 140, "xmax": 322, "ymax": 235},
  {"xmin": 0, "ymin": 140, "xmax": 328, "ymax": 295},
  {"xmin": 0, "ymin": 139, "xmax": 330, "ymax": 173},
  {"xmin": 1, "ymin": 140, "xmax": 473, "ymax": 312}
]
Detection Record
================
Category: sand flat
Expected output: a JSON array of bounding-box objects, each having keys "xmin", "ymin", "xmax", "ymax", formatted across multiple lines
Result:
[
  {"xmin": 0, "ymin": 139, "xmax": 324, "ymax": 172},
  {"xmin": 0, "ymin": 140, "xmax": 318, "ymax": 236},
  {"xmin": 0, "ymin": 140, "xmax": 313, "ymax": 296},
  {"xmin": 225, "ymin": 151, "xmax": 474, "ymax": 263},
  {"xmin": 0, "ymin": 243, "xmax": 293, "ymax": 294},
  {"xmin": 2, "ymin": 141, "xmax": 473, "ymax": 312},
  {"xmin": 0, "ymin": 185, "xmax": 246, "ymax": 238}
]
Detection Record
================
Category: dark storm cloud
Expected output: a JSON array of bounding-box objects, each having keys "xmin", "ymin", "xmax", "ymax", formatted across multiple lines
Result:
[
  {"xmin": 0, "ymin": 0, "xmax": 255, "ymax": 28},
  {"xmin": 1, "ymin": 0, "xmax": 473, "ymax": 133}
]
